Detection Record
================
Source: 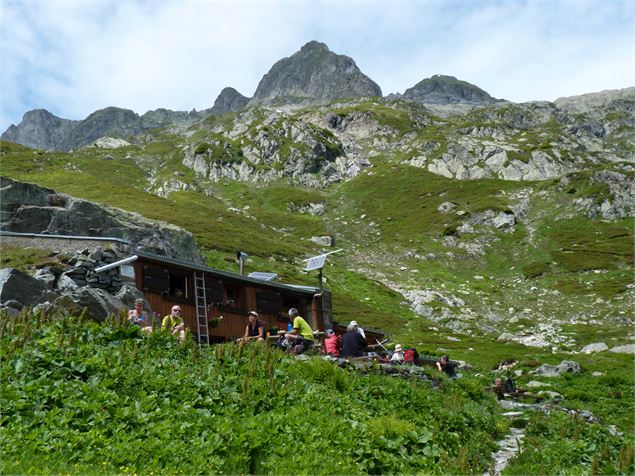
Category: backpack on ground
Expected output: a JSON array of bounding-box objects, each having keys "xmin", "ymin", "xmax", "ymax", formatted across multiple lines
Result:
[{"xmin": 504, "ymin": 377, "xmax": 517, "ymax": 394}]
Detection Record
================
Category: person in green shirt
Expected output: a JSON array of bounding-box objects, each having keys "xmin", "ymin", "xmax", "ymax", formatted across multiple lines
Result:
[
  {"xmin": 162, "ymin": 305, "xmax": 185, "ymax": 341},
  {"xmin": 282, "ymin": 307, "xmax": 314, "ymax": 354}
]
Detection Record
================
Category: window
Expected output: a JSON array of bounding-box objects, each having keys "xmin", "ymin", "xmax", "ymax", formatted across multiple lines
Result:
[
  {"xmin": 169, "ymin": 273, "xmax": 188, "ymax": 299},
  {"xmin": 223, "ymin": 285, "xmax": 243, "ymax": 310},
  {"xmin": 142, "ymin": 265, "xmax": 169, "ymax": 293},
  {"xmin": 256, "ymin": 290, "xmax": 283, "ymax": 313}
]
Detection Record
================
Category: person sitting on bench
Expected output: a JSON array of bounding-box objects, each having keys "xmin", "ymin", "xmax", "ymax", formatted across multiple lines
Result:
[
  {"xmin": 239, "ymin": 311, "xmax": 265, "ymax": 342},
  {"xmin": 282, "ymin": 308, "xmax": 314, "ymax": 354},
  {"xmin": 341, "ymin": 322, "xmax": 367, "ymax": 358}
]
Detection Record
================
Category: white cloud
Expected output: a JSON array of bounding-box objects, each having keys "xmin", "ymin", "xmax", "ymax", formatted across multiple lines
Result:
[{"xmin": 1, "ymin": 0, "xmax": 633, "ymax": 131}]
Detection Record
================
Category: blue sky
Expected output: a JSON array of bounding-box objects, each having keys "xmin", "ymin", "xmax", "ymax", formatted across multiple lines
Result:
[{"xmin": 1, "ymin": 0, "xmax": 633, "ymax": 131}]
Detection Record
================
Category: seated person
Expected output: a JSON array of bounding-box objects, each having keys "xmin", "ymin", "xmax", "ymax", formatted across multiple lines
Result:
[
  {"xmin": 323, "ymin": 329, "xmax": 341, "ymax": 357},
  {"xmin": 436, "ymin": 354, "xmax": 458, "ymax": 377},
  {"xmin": 128, "ymin": 298, "xmax": 152, "ymax": 332},
  {"xmin": 349, "ymin": 320, "xmax": 366, "ymax": 339},
  {"xmin": 239, "ymin": 311, "xmax": 265, "ymax": 342},
  {"xmin": 391, "ymin": 344, "xmax": 404, "ymax": 363},
  {"xmin": 341, "ymin": 323, "xmax": 367, "ymax": 358},
  {"xmin": 281, "ymin": 308, "xmax": 314, "ymax": 354},
  {"xmin": 162, "ymin": 305, "xmax": 186, "ymax": 341}
]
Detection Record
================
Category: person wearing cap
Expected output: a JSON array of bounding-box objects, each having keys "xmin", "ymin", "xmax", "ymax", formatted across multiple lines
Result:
[
  {"xmin": 323, "ymin": 329, "xmax": 341, "ymax": 357},
  {"xmin": 349, "ymin": 320, "xmax": 366, "ymax": 340},
  {"xmin": 391, "ymin": 344, "xmax": 404, "ymax": 363},
  {"xmin": 240, "ymin": 311, "xmax": 265, "ymax": 342},
  {"xmin": 282, "ymin": 307, "xmax": 314, "ymax": 353},
  {"xmin": 162, "ymin": 305, "xmax": 185, "ymax": 341},
  {"xmin": 341, "ymin": 322, "xmax": 367, "ymax": 358}
]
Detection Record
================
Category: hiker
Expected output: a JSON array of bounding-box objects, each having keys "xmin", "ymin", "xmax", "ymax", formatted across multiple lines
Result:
[
  {"xmin": 349, "ymin": 320, "xmax": 366, "ymax": 340},
  {"xmin": 493, "ymin": 377, "xmax": 504, "ymax": 400},
  {"xmin": 162, "ymin": 305, "xmax": 186, "ymax": 341},
  {"xmin": 239, "ymin": 310, "xmax": 265, "ymax": 342},
  {"xmin": 341, "ymin": 322, "xmax": 367, "ymax": 358},
  {"xmin": 436, "ymin": 354, "xmax": 457, "ymax": 378},
  {"xmin": 282, "ymin": 308, "xmax": 314, "ymax": 354},
  {"xmin": 391, "ymin": 344, "xmax": 404, "ymax": 363},
  {"xmin": 323, "ymin": 328, "xmax": 341, "ymax": 357},
  {"xmin": 128, "ymin": 298, "xmax": 152, "ymax": 332}
]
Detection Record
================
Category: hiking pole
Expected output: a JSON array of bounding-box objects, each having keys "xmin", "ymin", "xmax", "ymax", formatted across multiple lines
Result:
[{"xmin": 375, "ymin": 338, "xmax": 393, "ymax": 357}]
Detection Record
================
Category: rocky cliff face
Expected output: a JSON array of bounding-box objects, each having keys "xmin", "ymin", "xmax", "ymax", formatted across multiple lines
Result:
[
  {"xmin": 1, "ymin": 109, "xmax": 77, "ymax": 150},
  {"xmin": 249, "ymin": 41, "xmax": 382, "ymax": 106},
  {"xmin": 212, "ymin": 87, "xmax": 249, "ymax": 114},
  {"xmin": 0, "ymin": 177, "xmax": 204, "ymax": 262},
  {"xmin": 401, "ymin": 74, "xmax": 497, "ymax": 105}
]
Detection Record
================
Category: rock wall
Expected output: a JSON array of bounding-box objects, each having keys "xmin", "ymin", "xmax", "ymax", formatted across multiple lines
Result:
[{"xmin": 0, "ymin": 177, "xmax": 203, "ymax": 262}]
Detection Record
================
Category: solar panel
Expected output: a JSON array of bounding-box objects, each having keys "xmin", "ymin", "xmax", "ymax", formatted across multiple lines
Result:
[
  {"xmin": 305, "ymin": 254, "xmax": 327, "ymax": 271},
  {"xmin": 248, "ymin": 272, "xmax": 279, "ymax": 281}
]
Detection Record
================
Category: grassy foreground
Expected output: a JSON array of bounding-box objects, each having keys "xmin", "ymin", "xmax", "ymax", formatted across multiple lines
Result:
[
  {"xmin": 2, "ymin": 313, "xmax": 507, "ymax": 475},
  {"xmin": 2, "ymin": 314, "xmax": 634, "ymax": 475}
]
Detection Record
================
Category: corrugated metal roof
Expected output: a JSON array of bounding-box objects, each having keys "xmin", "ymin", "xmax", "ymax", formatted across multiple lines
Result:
[
  {"xmin": 0, "ymin": 231, "xmax": 323, "ymax": 295},
  {"xmin": 135, "ymin": 250, "xmax": 322, "ymax": 294}
]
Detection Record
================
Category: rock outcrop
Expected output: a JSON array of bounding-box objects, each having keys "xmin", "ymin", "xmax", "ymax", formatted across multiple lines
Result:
[
  {"xmin": 2, "ymin": 106, "xmax": 214, "ymax": 151},
  {"xmin": 211, "ymin": 87, "xmax": 249, "ymax": 114},
  {"xmin": 402, "ymin": 74, "xmax": 498, "ymax": 105},
  {"xmin": 250, "ymin": 41, "xmax": 381, "ymax": 106},
  {"xmin": 0, "ymin": 177, "xmax": 203, "ymax": 262}
]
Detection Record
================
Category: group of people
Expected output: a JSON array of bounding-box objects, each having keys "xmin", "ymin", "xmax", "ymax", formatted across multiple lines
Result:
[
  {"xmin": 322, "ymin": 320, "xmax": 368, "ymax": 358},
  {"xmin": 127, "ymin": 298, "xmax": 185, "ymax": 340},
  {"xmin": 129, "ymin": 300, "xmax": 459, "ymax": 376}
]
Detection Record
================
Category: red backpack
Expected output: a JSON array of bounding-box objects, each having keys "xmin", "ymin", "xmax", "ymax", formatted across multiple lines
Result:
[{"xmin": 403, "ymin": 348, "xmax": 418, "ymax": 363}]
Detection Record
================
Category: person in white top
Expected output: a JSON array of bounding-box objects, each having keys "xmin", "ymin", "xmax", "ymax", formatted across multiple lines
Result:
[
  {"xmin": 349, "ymin": 320, "xmax": 366, "ymax": 340},
  {"xmin": 391, "ymin": 344, "xmax": 404, "ymax": 363}
]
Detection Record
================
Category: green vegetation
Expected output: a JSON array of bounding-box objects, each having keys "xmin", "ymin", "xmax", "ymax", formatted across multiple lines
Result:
[
  {"xmin": 2, "ymin": 314, "xmax": 506, "ymax": 475},
  {"xmin": 504, "ymin": 412, "xmax": 633, "ymax": 475},
  {"xmin": 0, "ymin": 246, "xmax": 60, "ymax": 271}
]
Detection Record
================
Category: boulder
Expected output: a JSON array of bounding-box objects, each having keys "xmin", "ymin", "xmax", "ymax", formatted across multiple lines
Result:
[
  {"xmin": 1, "ymin": 177, "xmax": 203, "ymax": 262},
  {"xmin": 56, "ymin": 274, "xmax": 79, "ymax": 293},
  {"xmin": 0, "ymin": 268, "xmax": 53, "ymax": 308},
  {"xmin": 532, "ymin": 360, "xmax": 581, "ymax": 377},
  {"xmin": 309, "ymin": 235, "xmax": 335, "ymax": 247},
  {"xmin": 33, "ymin": 268, "xmax": 57, "ymax": 288},
  {"xmin": 609, "ymin": 344, "xmax": 635, "ymax": 354},
  {"xmin": 114, "ymin": 284, "xmax": 146, "ymax": 310},
  {"xmin": 498, "ymin": 332, "xmax": 514, "ymax": 341},
  {"xmin": 68, "ymin": 286, "xmax": 127, "ymax": 321},
  {"xmin": 580, "ymin": 342, "xmax": 608, "ymax": 354},
  {"xmin": 537, "ymin": 390, "xmax": 563, "ymax": 401},
  {"xmin": 437, "ymin": 201, "xmax": 456, "ymax": 213},
  {"xmin": 93, "ymin": 137, "xmax": 131, "ymax": 148}
]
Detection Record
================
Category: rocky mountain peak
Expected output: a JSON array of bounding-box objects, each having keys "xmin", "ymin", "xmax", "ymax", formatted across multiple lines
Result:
[
  {"xmin": 402, "ymin": 74, "xmax": 497, "ymax": 105},
  {"xmin": 1, "ymin": 109, "xmax": 76, "ymax": 150},
  {"xmin": 212, "ymin": 87, "xmax": 249, "ymax": 114},
  {"xmin": 249, "ymin": 41, "xmax": 382, "ymax": 106},
  {"xmin": 299, "ymin": 40, "xmax": 330, "ymax": 53}
]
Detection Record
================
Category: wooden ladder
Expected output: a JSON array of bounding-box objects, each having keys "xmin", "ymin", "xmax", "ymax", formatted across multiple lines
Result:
[{"xmin": 194, "ymin": 272, "xmax": 209, "ymax": 345}]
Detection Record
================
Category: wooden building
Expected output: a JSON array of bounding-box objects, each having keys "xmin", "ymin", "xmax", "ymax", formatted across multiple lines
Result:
[{"xmin": 131, "ymin": 251, "xmax": 332, "ymax": 343}]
